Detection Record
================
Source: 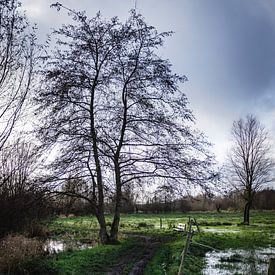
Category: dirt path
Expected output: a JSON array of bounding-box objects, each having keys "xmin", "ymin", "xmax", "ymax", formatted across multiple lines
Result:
[{"xmin": 105, "ymin": 235, "xmax": 161, "ymax": 275}]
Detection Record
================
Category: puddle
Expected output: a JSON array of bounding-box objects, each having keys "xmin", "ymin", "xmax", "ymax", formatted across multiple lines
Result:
[
  {"xmin": 203, "ymin": 228, "xmax": 240, "ymax": 234},
  {"xmin": 44, "ymin": 239, "xmax": 94, "ymax": 254},
  {"xmin": 203, "ymin": 247, "xmax": 275, "ymax": 275}
]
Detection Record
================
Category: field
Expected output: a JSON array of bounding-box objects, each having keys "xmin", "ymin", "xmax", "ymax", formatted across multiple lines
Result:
[{"xmin": 26, "ymin": 211, "xmax": 275, "ymax": 274}]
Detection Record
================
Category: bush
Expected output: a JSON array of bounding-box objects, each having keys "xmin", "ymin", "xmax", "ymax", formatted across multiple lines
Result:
[
  {"xmin": 0, "ymin": 234, "xmax": 44, "ymax": 274},
  {"xmin": 27, "ymin": 222, "xmax": 50, "ymax": 238},
  {"xmin": 0, "ymin": 192, "xmax": 53, "ymax": 237}
]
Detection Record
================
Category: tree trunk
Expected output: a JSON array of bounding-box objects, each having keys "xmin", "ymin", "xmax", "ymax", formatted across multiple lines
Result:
[
  {"xmin": 243, "ymin": 201, "xmax": 251, "ymax": 225},
  {"xmin": 96, "ymin": 212, "xmax": 109, "ymax": 244},
  {"xmin": 109, "ymin": 83, "xmax": 128, "ymax": 243},
  {"xmin": 110, "ymin": 209, "xmax": 120, "ymax": 243},
  {"xmin": 110, "ymin": 162, "xmax": 122, "ymax": 243}
]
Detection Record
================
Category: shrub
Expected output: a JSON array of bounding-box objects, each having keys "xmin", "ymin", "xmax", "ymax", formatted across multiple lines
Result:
[
  {"xmin": 0, "ymin": 234, "xmax": 44, "ymax": 274},
  {"xmin": 0, "ymin": 192, "xmax": 53, "ymax": 237},
  {"xmin": 27, "ymin": 222, "xmax": 50, "ymax": 238}
]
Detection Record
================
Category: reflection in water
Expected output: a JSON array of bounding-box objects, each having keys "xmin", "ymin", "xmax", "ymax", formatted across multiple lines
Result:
[
  {"xmin": 203, "ymin": 247, "xmax": 275, "ymax": 275},
  {"xmin": 44, "ymin": 239, "xmax": 94, "ymax": 253}
]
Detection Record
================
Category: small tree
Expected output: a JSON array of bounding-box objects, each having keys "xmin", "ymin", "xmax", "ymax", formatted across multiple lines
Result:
[
  {"xmin": 229, "ymin": 115, "xmax": 274, "ymax": 224},
  {"xmin": 37, "ymin": 5, "xmax": 214, "ymax": 243},
  {"xmin": 0, "ymin": 0, "xmax": 36, "ymax": 150}
]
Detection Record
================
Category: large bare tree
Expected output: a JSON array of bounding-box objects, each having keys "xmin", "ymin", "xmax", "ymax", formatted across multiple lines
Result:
[
  {"xmin": 0, "ymin": 0, "xmax": 36, "ymax": 150},
  {"xmin": 37, "ymin": 5, "xmax": 214, "ymax": 244},
  {"xmin": 229, "ymin": 115, "xmax": 274, "ymax": 224}
]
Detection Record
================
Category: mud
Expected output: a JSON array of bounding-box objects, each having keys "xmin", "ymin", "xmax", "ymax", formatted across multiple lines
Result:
[{"xmin": 106, "ymin": 235, "xmax": 160, "ymax": 275}]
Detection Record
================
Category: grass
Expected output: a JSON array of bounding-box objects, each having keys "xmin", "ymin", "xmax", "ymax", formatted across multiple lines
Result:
[
  {"xmin": 23, "ymin": 210, "xmax": 275, "ymax": 274},
  {"xmin": 26, "ymin": 237, "xmax": 146, "ymax": 274},
  {"xmin": 48, "ymin": 210, "xmax": 275, "ymax": 231},
  {"xmin": 145, "ymin": 211, "xmax": 275, "ymax": 274},
  {"xmin": 52, "ymin": 238, "xmax": 142, "ymax": 274}
]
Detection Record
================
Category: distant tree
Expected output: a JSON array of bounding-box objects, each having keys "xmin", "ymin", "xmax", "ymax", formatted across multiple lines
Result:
[
  {"xmin": 58, "ymin": 178, "xmax": 90, "ymax": 216},
  {"xmin": 0, "ymin": 0, "xmax": 36, "ymax": 150},
  {"xmin": 228, "ymin": 115, "xmax": 274, "ymax": 224},
  {"xmin": 213, "ymin": 197, "xmax": 223, "ymax": 212},
  {"xmin": 154, "ymin": 185, "xmax": 175, "ymax": 212},
  {"xmin": 37, "ymin": 4, "xmax": 214, "ymax": 244},
  {"xmin": 253, "ymin": 189, "xmax": 275, "ymax": 210}
]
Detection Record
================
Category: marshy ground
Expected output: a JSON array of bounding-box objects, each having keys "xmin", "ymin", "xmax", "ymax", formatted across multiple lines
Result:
[{"xmin": 6, "ymin": 211, "xmax": 275, "ymax": 274}]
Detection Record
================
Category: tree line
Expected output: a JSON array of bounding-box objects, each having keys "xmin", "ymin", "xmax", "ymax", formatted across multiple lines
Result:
[{"xmin": 55, "ymin": 186, "xmax": 275, "ymax": 215}]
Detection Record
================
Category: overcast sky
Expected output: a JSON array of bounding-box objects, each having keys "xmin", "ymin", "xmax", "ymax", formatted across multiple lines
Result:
[{"xmin": 21, "ymin": 0, "xmax": 275, "ymax": 163}]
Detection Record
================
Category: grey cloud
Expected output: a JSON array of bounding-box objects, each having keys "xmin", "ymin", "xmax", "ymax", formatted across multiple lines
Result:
[{"xmin": 20, "ymin": 0, "xmax": 275, "ymax": 163}]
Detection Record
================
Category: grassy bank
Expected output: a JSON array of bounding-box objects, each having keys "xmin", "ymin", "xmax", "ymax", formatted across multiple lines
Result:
[{"xmin": 27, "ymin": 238, "xmax": 145, "ymax": 274}]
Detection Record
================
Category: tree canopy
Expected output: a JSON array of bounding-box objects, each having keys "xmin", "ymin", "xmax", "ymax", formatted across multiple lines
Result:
[{"xmin": 36, "ymin": 5, "xmax": 214, "ymax": 243}]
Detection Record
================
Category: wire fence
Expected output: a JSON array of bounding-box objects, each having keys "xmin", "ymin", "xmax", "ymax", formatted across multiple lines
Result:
[{"xmin": 176, "ymin": 217, "xmax": 219, "ymax": 275}]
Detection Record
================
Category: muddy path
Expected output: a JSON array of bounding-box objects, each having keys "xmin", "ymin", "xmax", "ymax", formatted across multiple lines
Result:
[{"xmin": 105, "ymin": 235, "xmax": 161, "ymax": 275}]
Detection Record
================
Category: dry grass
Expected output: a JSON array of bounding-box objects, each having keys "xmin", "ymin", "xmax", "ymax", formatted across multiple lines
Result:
[
  {"xmin": 0, "ymin": 234, "xmax": 44, "ymax": 274},
  {"xmin": 27, "ymin": 222, "xmax": 50, "ymax": 238}
]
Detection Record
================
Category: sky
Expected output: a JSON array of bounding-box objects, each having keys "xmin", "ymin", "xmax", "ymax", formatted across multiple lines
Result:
[{"xmin": 20, "ymin": 0, "xmax": 275, "ymax": 164}]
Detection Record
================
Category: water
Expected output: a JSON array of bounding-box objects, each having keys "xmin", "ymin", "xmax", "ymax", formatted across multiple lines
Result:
[
  {"xmin": 203, "ymin": 228, "xmax": 240, "ymax": 234},
  {"xmin": 44, "ymin": 239, "xmax": 94, "ymax": 254},
  {"xmin": 203, "ymin": 247, "xmax": 275, "ymax": 275}
]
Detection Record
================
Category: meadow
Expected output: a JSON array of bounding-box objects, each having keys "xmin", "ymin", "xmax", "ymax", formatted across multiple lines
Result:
[{"xmin": 24, "ymin": 211, "xmax": 275, "ymax": 274}]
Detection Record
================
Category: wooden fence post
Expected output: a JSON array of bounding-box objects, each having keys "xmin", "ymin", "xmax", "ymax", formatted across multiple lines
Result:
[
  {"xmin": 178, "ymin": 220, "xmax": 193, "ymax": 275},
  {"xmin": 193, "ymin": 218, "xmax": 200, "ymax": 233}
]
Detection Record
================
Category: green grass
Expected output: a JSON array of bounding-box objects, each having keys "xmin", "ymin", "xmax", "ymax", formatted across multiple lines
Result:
[
  {"xmin": 145, "ymin": 230, "xmax": 275, "ymax": 275},
  {"xmin": 26, "ymin": 237, "xmax": 145, "ymax": 274},
  {"xmin": 144, "ymin": 211, "xmax": 275, "ymax": 274},
  {"xmin": 48, "ymin": 211, "xmax": 273, "ymax": 233},
  {"xmin": 26, "ymin": 210, "xmax": 275, "ymax": 274},
  {"xmin": 52, "ymin": 238, "xmax": 141, "ymax": 274}
]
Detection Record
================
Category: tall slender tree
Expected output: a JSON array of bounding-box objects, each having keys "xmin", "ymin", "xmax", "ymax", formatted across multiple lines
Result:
[
  {"xmin": 37, "ymin": 4, "xmax": 214, "ymax": 243},
  {"xmin": 229, "ymin": 115, "xmax": 274, "ymax": 224}
]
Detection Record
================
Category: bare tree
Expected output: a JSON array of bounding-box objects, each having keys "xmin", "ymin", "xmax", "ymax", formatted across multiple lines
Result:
[
  {"xmin": 0, "ymin": 138, "xmax": 39, "ymax": 194},
  {"xmin": 36, "ymin": 5, "xmax": 214, "ymax": 243},
  {"xmin": 229, "ymin": 115, "xmax": 274, "ymax": 224},
  {"xmin": 0, "ymin": 138, "xmax": 46, "ymax": 235},
  {"xmin": 0, "ymin": 0, "xmax": 36, "ymax": 150}
]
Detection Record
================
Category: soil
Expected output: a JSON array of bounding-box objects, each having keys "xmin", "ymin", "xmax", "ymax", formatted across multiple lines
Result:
[{"xmin": 105, "ymin": 235, "xmax": 161, "ymax": 275}]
